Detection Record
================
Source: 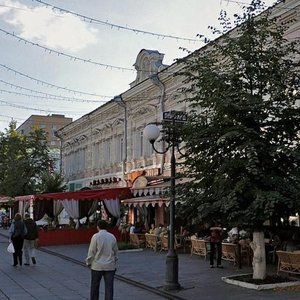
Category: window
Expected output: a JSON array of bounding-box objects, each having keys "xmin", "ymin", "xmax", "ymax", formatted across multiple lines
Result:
[
  {"xmin": 104, "ymin": 139, "xmax": 111, "ymax": 163},
  {"xmin": 117, "ymin": 136, "xmax": 124, "ymax": 162},
  {"xmin": 52, "ymin": 125, "xmax": 57, "ymax": 137},
  {"xmin": 140, "ymin": 131, "xmax": 143, "ymax": 157}
]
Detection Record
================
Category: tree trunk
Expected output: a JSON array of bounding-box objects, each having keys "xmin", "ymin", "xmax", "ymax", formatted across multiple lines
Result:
[{"xmin": 250, "ymin": 231, "xmax": 266, "ymax": 280}]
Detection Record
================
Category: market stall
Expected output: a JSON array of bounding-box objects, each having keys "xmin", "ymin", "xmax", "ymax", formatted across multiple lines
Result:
[{"xmin": 14, "ymin": 187, "xmax": 131, "ymax": 246}]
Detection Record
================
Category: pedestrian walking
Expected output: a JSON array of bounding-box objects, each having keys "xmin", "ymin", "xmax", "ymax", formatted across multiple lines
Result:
[
  {"xmin": 3, "ymin": 215, "xmax": 9, "ymax": 229},
  {"xmin": 8, "ymin": 213, "xmax": 27, "ymax": 266},
  {"xmin": 23, "ymin": 213, "xmax": 39, "ymax": 266},
  {"xmin": 209, "ymin": 224, "xmax": 223, "ymax": 268},
  {"xmin": 86, "ymin": 220, "xmax": 118, "ymax": 300}
]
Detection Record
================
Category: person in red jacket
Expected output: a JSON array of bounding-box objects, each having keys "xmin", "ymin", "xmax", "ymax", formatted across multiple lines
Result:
[{"xmin": 209, "ymin": 224, "xmax": 223, "ymax": 268}]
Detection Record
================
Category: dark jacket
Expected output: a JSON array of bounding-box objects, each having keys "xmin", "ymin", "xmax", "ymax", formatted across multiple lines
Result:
[
  {"xmin": 9, "ymin": 220, "xmax": 27, "ymax": 239},
  {"xmin": 24, "ymin": 218, "xmax": 39, "ymax": 240}
]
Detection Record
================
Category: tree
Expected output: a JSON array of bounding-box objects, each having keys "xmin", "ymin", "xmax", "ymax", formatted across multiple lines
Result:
[
  {"xmin": 39, "ymin": 172, "xmax": 67, "ymax": 193},
  {"xmin": 0, "ymin": 121, "xmax": 51, "ymax": 196},
  {"xmin": 176, "ymin": 0, "xmax": 300, "ymax": 279}
]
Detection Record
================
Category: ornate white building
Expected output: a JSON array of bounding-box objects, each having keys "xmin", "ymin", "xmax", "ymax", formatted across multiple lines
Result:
[
  {"xmin": 57, "ymin": 49, "xmax": 186, "ymax": 190},
  {"xmin": 56, "ymin": 0, "xmax": 300, "ymax": 226}
]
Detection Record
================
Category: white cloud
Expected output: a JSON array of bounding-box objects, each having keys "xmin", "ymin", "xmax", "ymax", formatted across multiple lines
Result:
[{"xmin": 2, "ymin": 0, "xmax": 98, "ymax": 53}]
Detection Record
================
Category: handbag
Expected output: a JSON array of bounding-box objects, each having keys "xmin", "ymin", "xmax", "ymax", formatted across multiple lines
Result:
[{"xmin": 7, "ymin": 242, "xmax": 15, "ymax": 253}]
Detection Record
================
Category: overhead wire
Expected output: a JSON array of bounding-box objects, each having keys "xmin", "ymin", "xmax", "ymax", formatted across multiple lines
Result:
[
  {"xmin": 0, "ymin": 28, "xmax": 134, "ymax": 72},
  {"xmin": 0, "ymin": 99, "xmax": 90, "ymax": 115},
  {"xmin": 0, "ymin": 88, "xmax": 108, "ymax": 103},
  {"xmin": 0, "ymin": 0, "xmax": 293, "ymax": 125},
  {"xmin": 31, "ymin": 0, "xmax": 202, "ymax": 43},
  {"xmin": 0, "ymin": 64, "xmax": 111, "ymax": 97},
  {"xmin": 0, "ymin": 80, "xmax": 108, "ymax": 103},
  {"xmin": 0, "ymin": 28, "xmax": 189, "ymax": 75}
]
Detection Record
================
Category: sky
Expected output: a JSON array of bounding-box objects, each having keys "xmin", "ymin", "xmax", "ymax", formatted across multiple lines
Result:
[{"xmin": 0, "ymin": 0, "xmax": 277, "ymax": 132}]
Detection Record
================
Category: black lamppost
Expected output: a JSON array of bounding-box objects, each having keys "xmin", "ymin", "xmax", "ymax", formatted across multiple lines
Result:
[{"xmin": 143, "ymin": 121, "xmax": 181, "ymax": 291}]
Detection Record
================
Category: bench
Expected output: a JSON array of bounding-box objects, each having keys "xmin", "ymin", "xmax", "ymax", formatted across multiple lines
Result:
[
  {"xmin": 160, "ymin": 236, "xmax": 181, "ymax": 251},
  {"xmin": 145, "ymin": 234, "xmax": 160, "ymax": 251},
  {"xmin": 221, "ymin": 243, "xmax": 238, "ymax": 265},
  {"xmin": 160, "ymin": 236, "xmax": 169, "ymax": 251},
  {"xmin": 129, "ymin": 234, "xmax": 145, "ymax": 248},
  {"xmin": 191, "ymin": 238, "xmax": 210, "ymax": 259},
  {"xmin": 276, "ymin": 250, "xmax": 300, "ymax": 275}
]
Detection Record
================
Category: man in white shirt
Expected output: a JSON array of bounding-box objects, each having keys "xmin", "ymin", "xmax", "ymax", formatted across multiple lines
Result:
[{"xmin": 86, "ymin": 220, "xmax": 118, "ymax": 300}]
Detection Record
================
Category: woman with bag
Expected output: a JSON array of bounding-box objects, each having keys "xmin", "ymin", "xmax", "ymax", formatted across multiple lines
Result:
[{"xmin": 8, "ymin": 213, "xmax": 27, "ymax": 266}]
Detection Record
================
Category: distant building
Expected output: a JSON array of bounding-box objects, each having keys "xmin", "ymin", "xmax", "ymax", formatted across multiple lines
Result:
[
  {"xmin": 17, "ymin": 114, "xmax": 73, "ymax": 172},
  {"xmin": 17, "ymin": 114, "xmax": 72, "ymax": 149}
]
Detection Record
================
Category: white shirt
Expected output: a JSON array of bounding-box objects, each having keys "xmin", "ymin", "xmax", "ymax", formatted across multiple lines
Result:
[
  {"xmin": 86, "ymin": 229, "xmax": 118, "ymax": 271},
  {"xmin": 228, "ymin": 227, "xmax": 238, "ymax": 236},
  {"xmin": 129, "ymin": 226, "xmax": 135, "ymax": 234}
]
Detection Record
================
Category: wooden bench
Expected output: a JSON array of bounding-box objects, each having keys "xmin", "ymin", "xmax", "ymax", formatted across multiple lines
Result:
[
  {"xmin": 160, "ymin": 236, "xmax": 169, "ymax": 251},
  {"xmin": 276, "ymin": 250, "xmax": 300, "ymax": 275},
  {"xmin": 129, "ymin": 234, "xmax": 145, "ymax": 248},
  {"xmin": 191, "ymin": 238, "xmax": 210, "ymax": 259},
  {"xmin": 221, "ymin": 243, "xmax": 238, "ymax": 265},
  {"xmin": 145, "ymin": 234, "xmax": 160, "ymax": 251},
  {"xmin": 160, "ymin": 235, "xmax": 181, "ymax": 251}
]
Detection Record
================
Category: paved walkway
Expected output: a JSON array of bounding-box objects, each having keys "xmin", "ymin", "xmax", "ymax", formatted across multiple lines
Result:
[{"xmin": 0, "ymin": 229, "xmax": 299, "ymax": 299}]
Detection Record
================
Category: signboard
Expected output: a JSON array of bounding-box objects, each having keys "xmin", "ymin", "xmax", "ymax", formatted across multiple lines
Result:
[{"xmin": 162, "ymin": 110, "xmax": 188, "ymax": 123}]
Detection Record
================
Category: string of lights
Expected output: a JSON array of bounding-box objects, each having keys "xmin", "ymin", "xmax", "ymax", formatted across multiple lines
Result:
[
  {"xmin": 0, "ymin": 28, "xmax": 134, "ymax": 72},
  {"xmin": 32, "ymin": 0, "xmax": 202, "ymax": 43},
  {"xmin": 0, "ymin": 65, "xmax": 180, "ymax": 104},
  {"xmin": 0, "ymin": 80, "xmax": 107, "ymax": 103},
  {"xmin": 0, "ymin": 99, "xmax": 88, "ymax": 115},
  {"xmin": 0, "ymin": 64, "xmax": 112, "ymax": 97},
  {"xmin": 0, "ymin": 88, "xmax": 109, "ymax": 104},
  {"xmin": 217, "ymin": 0, "xmax": 286, "ymax": 9},
  {"xmin": 220, "ymin": 0, "xmax": 296, "ymax": 11},
  {"xmin": 0, "ymin": 88, "xmax": 180, "ymax": 121},
  {"xmin": 0, "ymin": 82, "xmax": 179, "ymax": 104},
  {"xmin": 220, "ymin": 0, "xmax": 250, "ymax": 4}
]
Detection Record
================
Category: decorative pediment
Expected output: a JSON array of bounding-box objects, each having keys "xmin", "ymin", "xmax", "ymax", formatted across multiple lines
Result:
[{"xmin": 130, "ymin": 49, "xmax": 168, "ymax": 87}]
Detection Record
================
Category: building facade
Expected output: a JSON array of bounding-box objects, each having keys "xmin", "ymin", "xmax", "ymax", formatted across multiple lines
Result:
[
  {"xmin": 17, "ymin": 114, "xmax": 73, "ymax": 171},
  {"xmin": 56, "ymin": 0, "xmax": 300, "ymax": 226},
  {"xmin": 17, "ymin": 114, "xmax": 73, "ymax": 149}
]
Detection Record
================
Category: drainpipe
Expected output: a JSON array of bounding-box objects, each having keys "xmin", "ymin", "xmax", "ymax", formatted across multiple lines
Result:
[
  {"xmin": 54, "ymin": 130, "xmax": 64, "ymax": 176},
  {"xmin": 149, "ymin": 74, "xmax": 166, "ymax": 175},
  {"xmin": 113, "ymin": 95, "xmax": 128, "ymax": 178}
]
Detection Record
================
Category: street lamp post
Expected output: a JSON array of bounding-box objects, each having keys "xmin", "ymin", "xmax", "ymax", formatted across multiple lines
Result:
[{"xmin": 143, "ymin": 121, "xmax": 181, "ymax": 291}]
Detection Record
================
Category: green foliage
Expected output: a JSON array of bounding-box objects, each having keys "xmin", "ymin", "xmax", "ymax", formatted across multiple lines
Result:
[
  {"xmin": 0, "ymin": 121, "xmax": 52, "ymax": 196},
  {"xmin": 176, "ymin": 0, "xmax": 300, "ymax": 229},
  {"xmin": 39, "ymin": 172, "xmax": 67, "ymax": 193}
]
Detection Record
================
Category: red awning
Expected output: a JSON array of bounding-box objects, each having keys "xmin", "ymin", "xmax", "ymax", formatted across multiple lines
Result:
[
  {"xmin": 14, "ymin": 187, "xmax": 132, "ymax": 201},
  {"xmin": 0, "ymin": 196, "xmax": 11, "ymax": 203}
]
